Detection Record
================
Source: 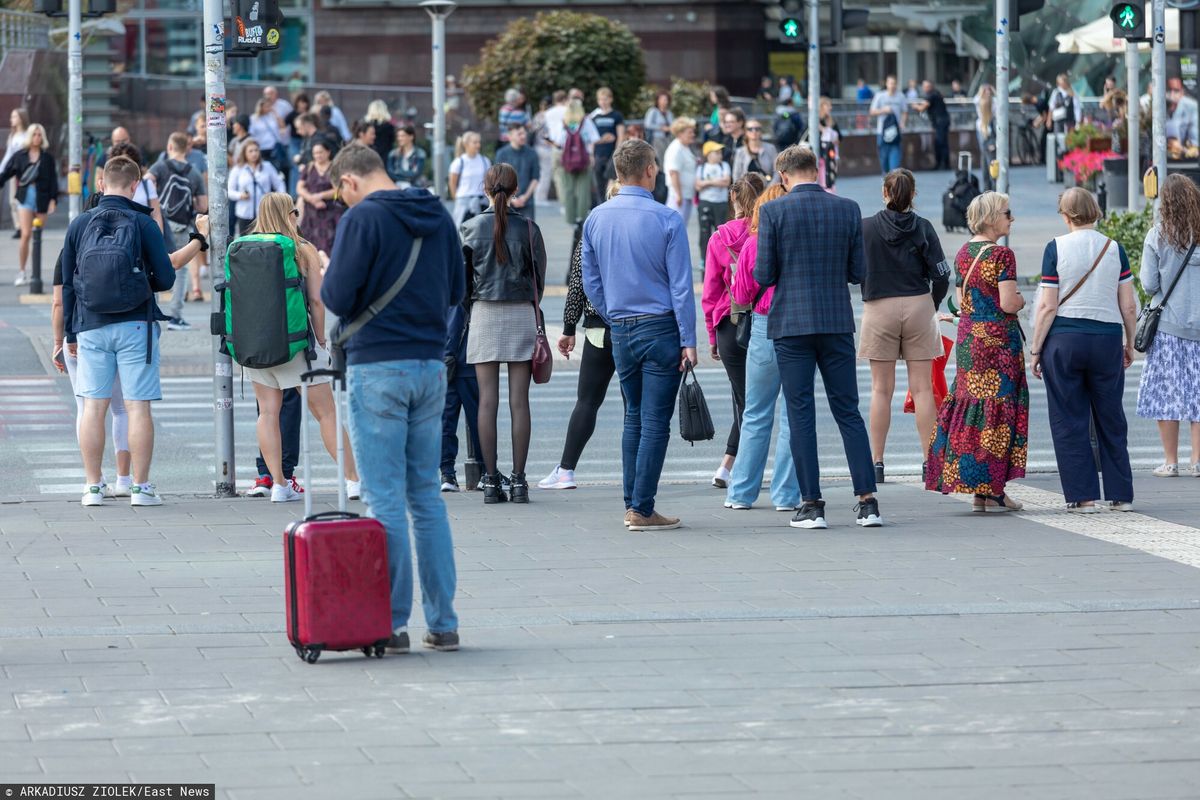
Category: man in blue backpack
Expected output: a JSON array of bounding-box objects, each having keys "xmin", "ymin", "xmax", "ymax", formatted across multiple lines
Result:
[{"xmin": 62, "ymin": 156, "xmax": 177, "ymax": 508}]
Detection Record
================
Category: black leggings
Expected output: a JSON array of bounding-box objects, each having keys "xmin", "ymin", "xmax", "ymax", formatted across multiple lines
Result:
[
  {"xmin": 715, "ymin": 316, "xmax": 747, "ymax": 457},
  {"xmin": 475, "ymin": 361, "xmax": 532, "ymax": 475},
  {"xmin": 559, "ymin": 330, "xmax": 618, "ymax": 471}
]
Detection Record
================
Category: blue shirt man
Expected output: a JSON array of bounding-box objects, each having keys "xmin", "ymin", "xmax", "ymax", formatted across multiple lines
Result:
[{"xmin": 581, "ymin": 139, "xmax": 697, "ymax": 532}]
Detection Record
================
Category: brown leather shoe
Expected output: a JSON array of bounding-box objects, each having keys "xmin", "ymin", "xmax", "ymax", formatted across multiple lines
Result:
[
  {"xmin": 627, "ymin": 511, "xmax": 681, "ymax": 531},
  {"xmin": 623, "ymin": 509, "xmax": 633, "ymax": 527}
]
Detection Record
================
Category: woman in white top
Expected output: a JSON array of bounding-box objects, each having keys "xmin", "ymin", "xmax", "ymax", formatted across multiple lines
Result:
[
  {"xmin": 227, "ymin": 138, "xmax": 286, "ymax": 235},
  {"xmin": 2, "ymin": 107, "xmax": 30, "ymax": 236},
  {"xmin": 1029, "ymin": 187, "xmax": 1138, "ymax": 513},
  {"xmin": 664, "ymin": 116, "xmax": 698, "ymax": 225},
  {"xmin": 449, "ymin": 131, "xmax": 491, "ymax": 227}
]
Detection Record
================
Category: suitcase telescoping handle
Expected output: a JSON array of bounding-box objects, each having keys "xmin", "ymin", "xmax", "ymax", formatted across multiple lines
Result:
[{"xmin": 299, "ymin": 367, "xmax": 348, "ymax": 517}]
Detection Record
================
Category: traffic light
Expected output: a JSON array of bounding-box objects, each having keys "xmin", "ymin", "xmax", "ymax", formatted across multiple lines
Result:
[
  {"xmin": 779, "ymin": 16, "xmax": 802, "ymax": 43},
  {"xmin": 1008, "ymin": 0, "xmax": 1046, "ymax": 32},
  {"xmin": 1111, "ymin": 1, "xmax": 1148, "ymax": 40},
  {"xmin": 828, "ymin": 0, "xmax": 870, "ymax": 46}
]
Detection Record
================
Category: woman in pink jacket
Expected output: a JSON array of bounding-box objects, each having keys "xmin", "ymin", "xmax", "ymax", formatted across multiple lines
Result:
[
  {"xmin": 701, "ymin": 174, "xmax": 766, "ymax": 488},
  {"xmin": 722, "ymin": 183, "xmax": 801, "ymax": 511}
]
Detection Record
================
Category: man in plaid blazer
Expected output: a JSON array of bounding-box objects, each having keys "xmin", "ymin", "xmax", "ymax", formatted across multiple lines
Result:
[{"xmin": 752, "ymin": 145, "xmax": 881, "ymax": 530}]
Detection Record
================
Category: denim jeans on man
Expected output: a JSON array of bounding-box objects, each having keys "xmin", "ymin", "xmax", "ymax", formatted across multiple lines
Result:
[
  {"xmin": 877, "ymin": 137, "xmax": 901, "ymax": 175},
  {"xmin": 346, "ymin": 359, "xmax": 458, "ymax": 634},
  {"xmin": 441, "ymin": 373, "xmax": 482, "ymax": 476},
  {"xmin": 255, "ymin": 387, "xmax": 300, "ymax": 479},
  {"xmin": 775, "ymin": 332, "xmax": 877, "ymax": 501},
  {"xmin": 726, "ymin": 314, "xmax": 799, "ymax": 509},
  {"xmin": 611, "ymin": 313, "xmax": 683, "ymax": 517}
]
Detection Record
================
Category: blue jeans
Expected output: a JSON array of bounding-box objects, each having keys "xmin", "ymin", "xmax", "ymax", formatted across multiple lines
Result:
[
  {"xmin": 611, "ymin": 313, "xmax": 683, "ymax": 517},
  {"xmin": 726, "ymin": 315, "xmax": 799, "ymax": 508},
  {"xmin": 775, "ymin": 333, "xmax": 876, "ymax": 501},
  {"xmin": 346, "ymin": 359, "xmax": 458, "ymax": 634},
  {"xmin": 441, "ymin": 373, "xmax": 482, "ymax": 475},
  {"xmin": 877, "ymin": 137, "xmax": 901, "ymax": 174}
]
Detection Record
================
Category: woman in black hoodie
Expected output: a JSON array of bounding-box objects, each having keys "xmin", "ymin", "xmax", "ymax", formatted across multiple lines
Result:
[{"xmin": 859, "ymin": 169, "xmax": 951, "ymax": 483}]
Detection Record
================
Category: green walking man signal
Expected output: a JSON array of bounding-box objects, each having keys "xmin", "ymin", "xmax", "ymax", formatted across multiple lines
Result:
[
  {"xmin": 780, "ymin": 17, "xmax": 801, "ymax": 40},
  {"xmin": 1110, "ymin": 1, "xmax": 1148, "ymax": 41}
]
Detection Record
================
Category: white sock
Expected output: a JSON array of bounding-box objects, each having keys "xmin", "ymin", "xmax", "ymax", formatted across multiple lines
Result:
[
  {"xmin": 138, "ymin": 482, "xmax": 153, "ymax": 491},
  {"xmin": 714, "ymin": 465, "xmax": 732, "ymax": 481},
  {"xmin": 115, "ymin": 475, "xmax": 132, "ymax": 487}
]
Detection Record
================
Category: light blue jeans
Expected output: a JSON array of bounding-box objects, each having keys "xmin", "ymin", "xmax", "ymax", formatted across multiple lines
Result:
[
  {"xmin": 726, "ymin": 314, "xmax": 799, "ymax": 509},
  {"xmin": 346, "ymin": 358, "xmax": 458, "ymax": 634}
]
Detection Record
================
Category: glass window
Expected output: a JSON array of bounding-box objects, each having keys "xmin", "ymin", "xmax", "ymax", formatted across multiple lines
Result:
[{"xmin": 144, "ymin": 17, "xmax": 201, "ymax": 77}]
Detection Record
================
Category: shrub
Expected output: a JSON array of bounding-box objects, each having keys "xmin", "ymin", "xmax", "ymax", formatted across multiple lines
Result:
[
  {"xmin": 1064, "ymin": 122, "xmax": 1102, "ymax": 152},
  {"xmin": 462, "ymin": 12, "xmax": 646, "ymax": 122},
  {"xmin": 632, "ymin": 78, "xmax": 713, "ymax": 119},
  {"xmin": 1098, "ymin": 203, "xmax": 1154, "ymax": 304}
]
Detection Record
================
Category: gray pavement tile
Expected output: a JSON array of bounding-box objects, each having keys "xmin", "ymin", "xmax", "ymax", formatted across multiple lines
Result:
[{"xmin": 113, "ymin": 732, "xmax": 277, "ymax": 756}]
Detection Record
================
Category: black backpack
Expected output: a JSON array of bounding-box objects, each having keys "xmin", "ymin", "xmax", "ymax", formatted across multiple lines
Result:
[
  {"xmin": 158, "ymin": 160, "xmax": 196, "ymax": 226},
  {"xmin": 677, "ymin": 365, "xmax": 715, "ymax": 445},
  {"xmin": 74, "ymin": 207, "xmax": 149, "ymax": 315}
]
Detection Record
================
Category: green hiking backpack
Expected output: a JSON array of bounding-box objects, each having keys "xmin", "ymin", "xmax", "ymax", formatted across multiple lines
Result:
[{"xmin": 212, "ymin": 233, "xmax": 312, "ymax": 369}]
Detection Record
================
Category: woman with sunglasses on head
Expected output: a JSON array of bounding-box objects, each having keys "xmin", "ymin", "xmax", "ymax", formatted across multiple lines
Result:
[
  {"xmin": 731, "ymin": 119, "xmax": 777, "ymax": 183},
  {"xmin": 926, "ymin": 191, "xmax": 1029, "ymax": 512},
  {"xmin": 240, "ymin": 192, "xmax": 360, "ymax": 503}
]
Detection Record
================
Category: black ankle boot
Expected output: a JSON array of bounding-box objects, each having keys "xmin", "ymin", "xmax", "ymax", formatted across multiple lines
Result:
[
  {"xmin": 482, "ymin": 471, "xmax": 508, "ymax": 504},
  {"xmin": 509, "ymin": 472, "xmax": 529, "ymax": 504}
]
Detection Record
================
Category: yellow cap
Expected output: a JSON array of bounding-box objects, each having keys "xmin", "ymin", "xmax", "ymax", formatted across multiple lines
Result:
[{"xmin": 702, "ymin": 141, "xmax": 725, "ymax": 157}]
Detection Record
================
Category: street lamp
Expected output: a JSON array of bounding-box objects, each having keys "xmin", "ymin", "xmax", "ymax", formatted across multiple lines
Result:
[{"xmin": 421, "ymin": 0, "xmax": 456, "ymax": 200}]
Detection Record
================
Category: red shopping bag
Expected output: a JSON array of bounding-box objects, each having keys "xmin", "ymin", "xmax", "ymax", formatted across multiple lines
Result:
[{"xmin": 904, "ymin": 335, "xmax": 953, "ymax": 414}]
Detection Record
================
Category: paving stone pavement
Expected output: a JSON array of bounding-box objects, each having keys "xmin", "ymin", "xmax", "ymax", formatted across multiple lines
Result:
[{"xmin": 2, "ymin": 478, "xmax": 1200, "ymax": 799}]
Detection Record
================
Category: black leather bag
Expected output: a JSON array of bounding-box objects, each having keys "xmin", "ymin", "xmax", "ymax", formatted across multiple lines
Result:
[
  {"xmin": 677, "ymin": 364, "xmax": 715, "ymax": 445},
  {"xmin": 1135, "ymin": 242, "xmax": 1196, "ymax": 353},
  {"xmin": 734, "ymin": 286, "xmax": 767, "ymax": 349}
]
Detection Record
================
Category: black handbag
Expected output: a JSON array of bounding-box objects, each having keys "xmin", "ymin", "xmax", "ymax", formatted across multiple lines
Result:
[
  {"xmin": 734, "ymin": 286, "xmax": 768, "ymax": 349},
  {"xmin": 1135, "ymin": 242, "xmax": 1196, "ymax": 353},
  {"xmin": 677, "ymin": 363, "xmax": 715, "ymax": 445}
]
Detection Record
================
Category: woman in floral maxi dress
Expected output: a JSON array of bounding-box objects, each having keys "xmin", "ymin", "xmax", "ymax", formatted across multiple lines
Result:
[{"xmin": 926, "ymin": 192, "xmax": 1029, "ymax": 512}]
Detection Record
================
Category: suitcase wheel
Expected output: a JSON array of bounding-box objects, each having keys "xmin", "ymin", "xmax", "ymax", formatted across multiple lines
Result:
[
  {"xmin": 295, "ymin": 645, "xmax": 321, "ymax": 664},
  {"xmin": 362, "ymin": 644, "xmax": 386, "ymax": 658}
]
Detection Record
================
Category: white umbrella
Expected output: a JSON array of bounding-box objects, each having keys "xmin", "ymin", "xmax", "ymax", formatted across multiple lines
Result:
[{"xmin": 1056, "ymin": 8, "xmax": 1179, "ymax": 54}]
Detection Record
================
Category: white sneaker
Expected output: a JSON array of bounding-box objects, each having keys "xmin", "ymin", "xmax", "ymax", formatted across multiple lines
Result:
[
  {"xmin": 723, "ymin": 500, "xmax": 751, "ymax": 510},
  {"xmin": 1067, "ymin": 502, "xmax": 1100, "ymax": 514},
  {"xmin": 346, "ymin": 479, "xmax": 361, "ymax": 500},
  {"xmin": 81, "ymin": 484, "xmax": 105, "ymax": 507},
  {"xmin": 537, "ymin": 466, "xmax": 577, "ymax": 490},
  {"xmin": 130, "ymin": 484, "xmax": 164, "ymax": 506},
  {"xmin": 1192, "ymin": 463, "xmax": 1200, "ymax": 478},
  {"xmin": 775, "ymin": 505, "xmax": 798, "ymax": 512},
  {"xmin": 1110, "ymin": 501, "xmax": 1135, "ymax": 512},
  {"xmin": 110, "ymin": 480, "xmax": 132, "ymax": 498},
  {"xmin": 271, "ymin": 482, "xmax": 302, "ymax": 503},
  {"xmin": 1153, "ymin": 463, "xmax": 1179, "ymax": 478},
  {"xmin": 13, "ymin": 272, "xmax": 28, "ymax": 286},
  {"xmin": 712, "ymin": 466, "xmax": 732, "ymax": 489}
]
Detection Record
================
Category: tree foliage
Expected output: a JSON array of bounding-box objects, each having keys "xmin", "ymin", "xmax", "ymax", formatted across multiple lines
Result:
[
  {"xmin": 632, "ymin": 78, "xmax": 712, "ymax": 120},
  {"xmin": 1098, "ymin": 203, "xmax": 1154, "ymax": 304},
  {"xmin": 462, "ymin": 11, "xmax": 646, "ymax": 121}
]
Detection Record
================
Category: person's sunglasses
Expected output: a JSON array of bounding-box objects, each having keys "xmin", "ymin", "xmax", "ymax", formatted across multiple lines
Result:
[
  {"xmin": 746, "ymin": 126, "xmax": 763, "ymax": 132},
  {"xmin": 332, "ymin": 178, "xmax": 343, "ymax": 203}
]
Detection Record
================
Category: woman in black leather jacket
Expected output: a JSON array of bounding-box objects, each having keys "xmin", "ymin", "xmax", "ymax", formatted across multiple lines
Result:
[{"xmin": 461, "ymin": 163, "xmax": 548, "ymax": 504}]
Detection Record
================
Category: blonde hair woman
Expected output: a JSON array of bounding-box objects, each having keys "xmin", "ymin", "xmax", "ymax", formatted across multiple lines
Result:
[
  {"xmin": 0, "ymin": 122, "xmax": 57, "ymax": 285},
  {"xmin": 449, "ymin": 131, "xmax": 490, "ymax": 226},
  {"xmin": 926, "ymin": 191, "xmax": 1028, "ymax": 511},
  {"xmin": 555, "ymin": 100, "xmax": 599, "ymax": 225},
  {"xmin": 663, "ymin": 116, "xmax": 698, "ymax": 225},
  {"xmin": 242, "ymin": 193, "xmax": 359, "ymax": 502},
  {"xmin": 363, "ymin": 100, "xmax": 394, "ymax": 163}
]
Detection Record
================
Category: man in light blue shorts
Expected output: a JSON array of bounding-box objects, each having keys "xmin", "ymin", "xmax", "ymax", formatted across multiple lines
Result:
[{"xmin": 61, "ymin": 155, "xmax": 179, "ymax": 508}]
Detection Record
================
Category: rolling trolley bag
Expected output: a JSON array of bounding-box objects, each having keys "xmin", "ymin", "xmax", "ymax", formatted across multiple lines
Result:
[{"xmin": 283, "ymin": 367, "xmax": 391, "ymax": 664}]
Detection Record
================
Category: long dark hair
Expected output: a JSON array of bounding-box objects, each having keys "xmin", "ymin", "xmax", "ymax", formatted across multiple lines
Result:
[{"xmin": 485, "ymin": 163, "xmax": 519, "ymax": 264}]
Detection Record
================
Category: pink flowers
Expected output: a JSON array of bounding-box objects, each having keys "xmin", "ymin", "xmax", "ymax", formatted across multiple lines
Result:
[{"xmin": 1059, "ymin": 150, "xmax": 1117, "ymax": 185}]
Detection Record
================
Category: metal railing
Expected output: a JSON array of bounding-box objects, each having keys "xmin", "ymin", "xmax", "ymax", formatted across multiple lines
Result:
[{"xmin": 0, "ymin": 9, "xmax": 51, "ymax": 55}]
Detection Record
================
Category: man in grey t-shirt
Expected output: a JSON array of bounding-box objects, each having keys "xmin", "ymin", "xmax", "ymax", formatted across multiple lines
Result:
[
  {"xmin": 868, "ymin": 75, "xmax": 909, "ymax": 174},
  {"xmin": 495, "ymin": 125, "xmax": 541, "ymax": 220}
]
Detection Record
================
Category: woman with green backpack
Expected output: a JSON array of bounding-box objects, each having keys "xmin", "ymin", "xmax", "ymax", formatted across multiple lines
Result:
[{"xmin": 238, "ymin": 192, "xmax": 360, "ymax": 503}]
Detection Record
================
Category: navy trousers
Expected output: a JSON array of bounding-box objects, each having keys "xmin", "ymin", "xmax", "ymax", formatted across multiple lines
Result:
[
  {"xmin": 1042, "ymin": 332, "xmax": 1133, "ymax": 503},
  {"xmin": 441, "ymin": 374, "xmax": 482, "ymax": 476},
  {"xmin": 256, "ymin": 387, "xmax": 300, "ymax": 479},
  {"xmin": 775, "ymin": 332, "xmax": 877, "ymax": 501}
]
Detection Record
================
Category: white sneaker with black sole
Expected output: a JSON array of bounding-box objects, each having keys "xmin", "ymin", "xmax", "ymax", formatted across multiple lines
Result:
[
  {"xmin": 855, "ymin": 498, "xmax": 883, "ymax": 527},
  {"xmin": 346, "ymin": 480, "xmax": 361, "ymax": 500},
  {"xmin": 790, "ymin": 501, "xmax": 827, "ymax": 529}
]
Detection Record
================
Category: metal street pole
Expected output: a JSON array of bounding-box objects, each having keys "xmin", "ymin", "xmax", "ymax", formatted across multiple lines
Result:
[
  {"xmin": 1126, "ymin": 41, "xmax": 1140, "ymax": 211},
  {"xmin": 422, "ymin": 0, "xmax": 456, "ymax": 200},
  {"xmin": 1151, "ymin": 0, "xmax": 1167, "ymax": 215},
  {"xmin": 807, "ymin": 0, "xmax": 820, "ymax": 155},
  {"xmin": 995, "ymin": 0, "xmax": 1010, "ymax": 197},
  {"xmin": 202, "ymin": 0, "xmax": 236, "ymax": 497},
  {"xmin": 67, "ymin": 0, "xmax": 82, "ymax": 221}
]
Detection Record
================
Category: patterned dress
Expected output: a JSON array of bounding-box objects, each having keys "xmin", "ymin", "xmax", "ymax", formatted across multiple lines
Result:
[
  {"xmin": 925, "ymin": 241, "xmax": 1029, "ymax": 496},
  {"xmin": 298, "ymin": 163, "xmax": 344, "ymax": 255}
]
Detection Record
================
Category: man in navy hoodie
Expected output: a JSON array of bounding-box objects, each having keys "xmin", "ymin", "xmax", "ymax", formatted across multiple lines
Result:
[{"xmin": 321, "ymin": 144, "xmax": 466, "ymax": 654}]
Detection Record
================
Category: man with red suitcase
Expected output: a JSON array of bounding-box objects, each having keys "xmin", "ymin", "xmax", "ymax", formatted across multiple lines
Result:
[{"xmin": 322, "ymin": 145, "xmax": 465, "ymax": 652}]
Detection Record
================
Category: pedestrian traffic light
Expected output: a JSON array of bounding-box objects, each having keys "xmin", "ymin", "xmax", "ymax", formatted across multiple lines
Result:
[
  {"xmin": 1111, "ymin": 1, "xmax": 1148, "ymax": 40},
  {"xmin": 780, "ymin": 16, "xmax": 802, "ymax": 43},
  {"xmin": 827, "ymin": 0, "xmax": 870, "ymax": 46},
  {"xmin": 1008, "ymin": 0, "xmax": 1046, "ymax": 32},
  {"xmin": 231, "ymin": 0, "xmax": 285, "ymax": 54}
]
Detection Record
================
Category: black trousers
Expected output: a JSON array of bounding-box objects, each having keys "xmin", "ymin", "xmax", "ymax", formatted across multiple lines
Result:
[
  {"xmin": 559, "ymin": 329, "xmax": 619, "ymax": 470},
  {"xmin": 1042, "ymin": 332, "xmax": 1134, "ymax": 504},
  {"xmin": 933, "ymin": 122, "xmax": 951, "ymax": 170},
  {"xmin": 255, "ymin": 387, "xmax": 300, "ymax": 479},
  {"xmin": 592, "ymin": 158, "xmax": 612, "ymax": 206},
  {"xmin": 715, "ymin": 316, "xmax": 747, "ymax": 457},
  {"xmin": 698, "ymin": 201, "xmax": 730, "ymax": 264}
]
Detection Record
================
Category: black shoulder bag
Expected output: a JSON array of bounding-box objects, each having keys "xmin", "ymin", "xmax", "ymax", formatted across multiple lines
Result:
[{"xmin": 1135, "ymin": 241, "xmax": 1197, "ymax": 353}]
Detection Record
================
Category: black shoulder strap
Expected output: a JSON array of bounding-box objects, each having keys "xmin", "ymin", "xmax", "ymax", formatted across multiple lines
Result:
[
  {"xmin": 1159, "ymin": 241, "xmax": 1198, "ymax": 310},
  {"xmin": 332, "ymin": 238, "xmax": 423, "ymax": 346}
]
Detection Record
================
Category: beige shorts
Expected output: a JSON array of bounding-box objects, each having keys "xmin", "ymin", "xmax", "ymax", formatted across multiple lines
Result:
[
  {"xmin": 242, "ymin": 346, "xmax": 332, "ymax": 390},
  {"xmin": 858, "ymin": 295, "xmax": 941, "ymax": 361}
]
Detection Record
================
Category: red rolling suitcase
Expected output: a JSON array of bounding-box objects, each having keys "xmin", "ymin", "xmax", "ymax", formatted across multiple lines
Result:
[{"xmin": 284, "ymin": 369, "xmax": 391, "ymax": 664}]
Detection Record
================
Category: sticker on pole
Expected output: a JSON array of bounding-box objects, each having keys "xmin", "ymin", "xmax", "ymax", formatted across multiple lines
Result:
[
  {"xmin": 215, "ymin": 362, "xmax": 232, "ymax": 377},
  {"xmin": 215, "ymin": 398, "xmax": 233, "ymax": 411}
]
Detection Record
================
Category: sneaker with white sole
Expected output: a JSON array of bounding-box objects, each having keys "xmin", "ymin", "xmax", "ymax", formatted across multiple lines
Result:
[
  {"xmin": 246, "ymin": 475, "xmax": 273, "ymax": 497},
  {"xmin": 1153, "ymin": 463, "xmax": 1179, "ymax": 478},
  {"xmin": 1110, "ymin": 501, "xmax": 1135, "ymax": 512},
  {"xmin": 1192, "ymin": 464, "xmax": 1200, "ymax": 478},
  {"xmin": 1067, "ymin": 502, "xmax": 1100, "ymax": 514},
  {"xmin": 130, "ymin": 484, "xmax": 164, "ymax": 506},
  {"xmin": 712, "ymin": 466, "xmax": 732, "ymax": 489},
  {"xmin": 723, "ymin": 500, "xmax": 751, "ymax": 510},
  {"xmin": 166, "ymin": 318, "xmax": 191, "ymax": 331},
  {"xmin": 537, "ymin": 466, "xmax": 577, "ymax": 490},
  {"xmin": 110, "ymin": 480, "xmax": 133, "ymax": 498},
  {"xmin": 441, "ymin": 474, "xmax": 460, "ymax": 492},
  {"xmin": 81, "ymin": 484, "xmax": 105, "ymax": 507},
  {"xmin": 790, "ymin": 501, "xmax": 827, "ymax": 529},
  {"xmin": 627, "ymin": 511, "xmax": 682, "ymax": 531},
  {"xmin": 346, "ymin": 479, "xmax": 361, "ymax": 500},
  {"xmin": 775, "ymin": 504, "xmax": 798, "ymax": 512},
  {"xmin": 14, "ymin": 271, "xmax": 29, "ymax": 286},
  {"xmin": 855, "ymin": 498, "xmax": 883, "ymax": 527},
  {"xmin": 270, "ymin": 482, "xmax": 302, "ymax": 503}
]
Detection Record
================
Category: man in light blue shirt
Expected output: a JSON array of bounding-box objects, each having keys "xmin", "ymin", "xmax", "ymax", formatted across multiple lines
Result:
[{"xmin": 582, "ymin": 139, "xmax": 698, "ymax": 532}]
